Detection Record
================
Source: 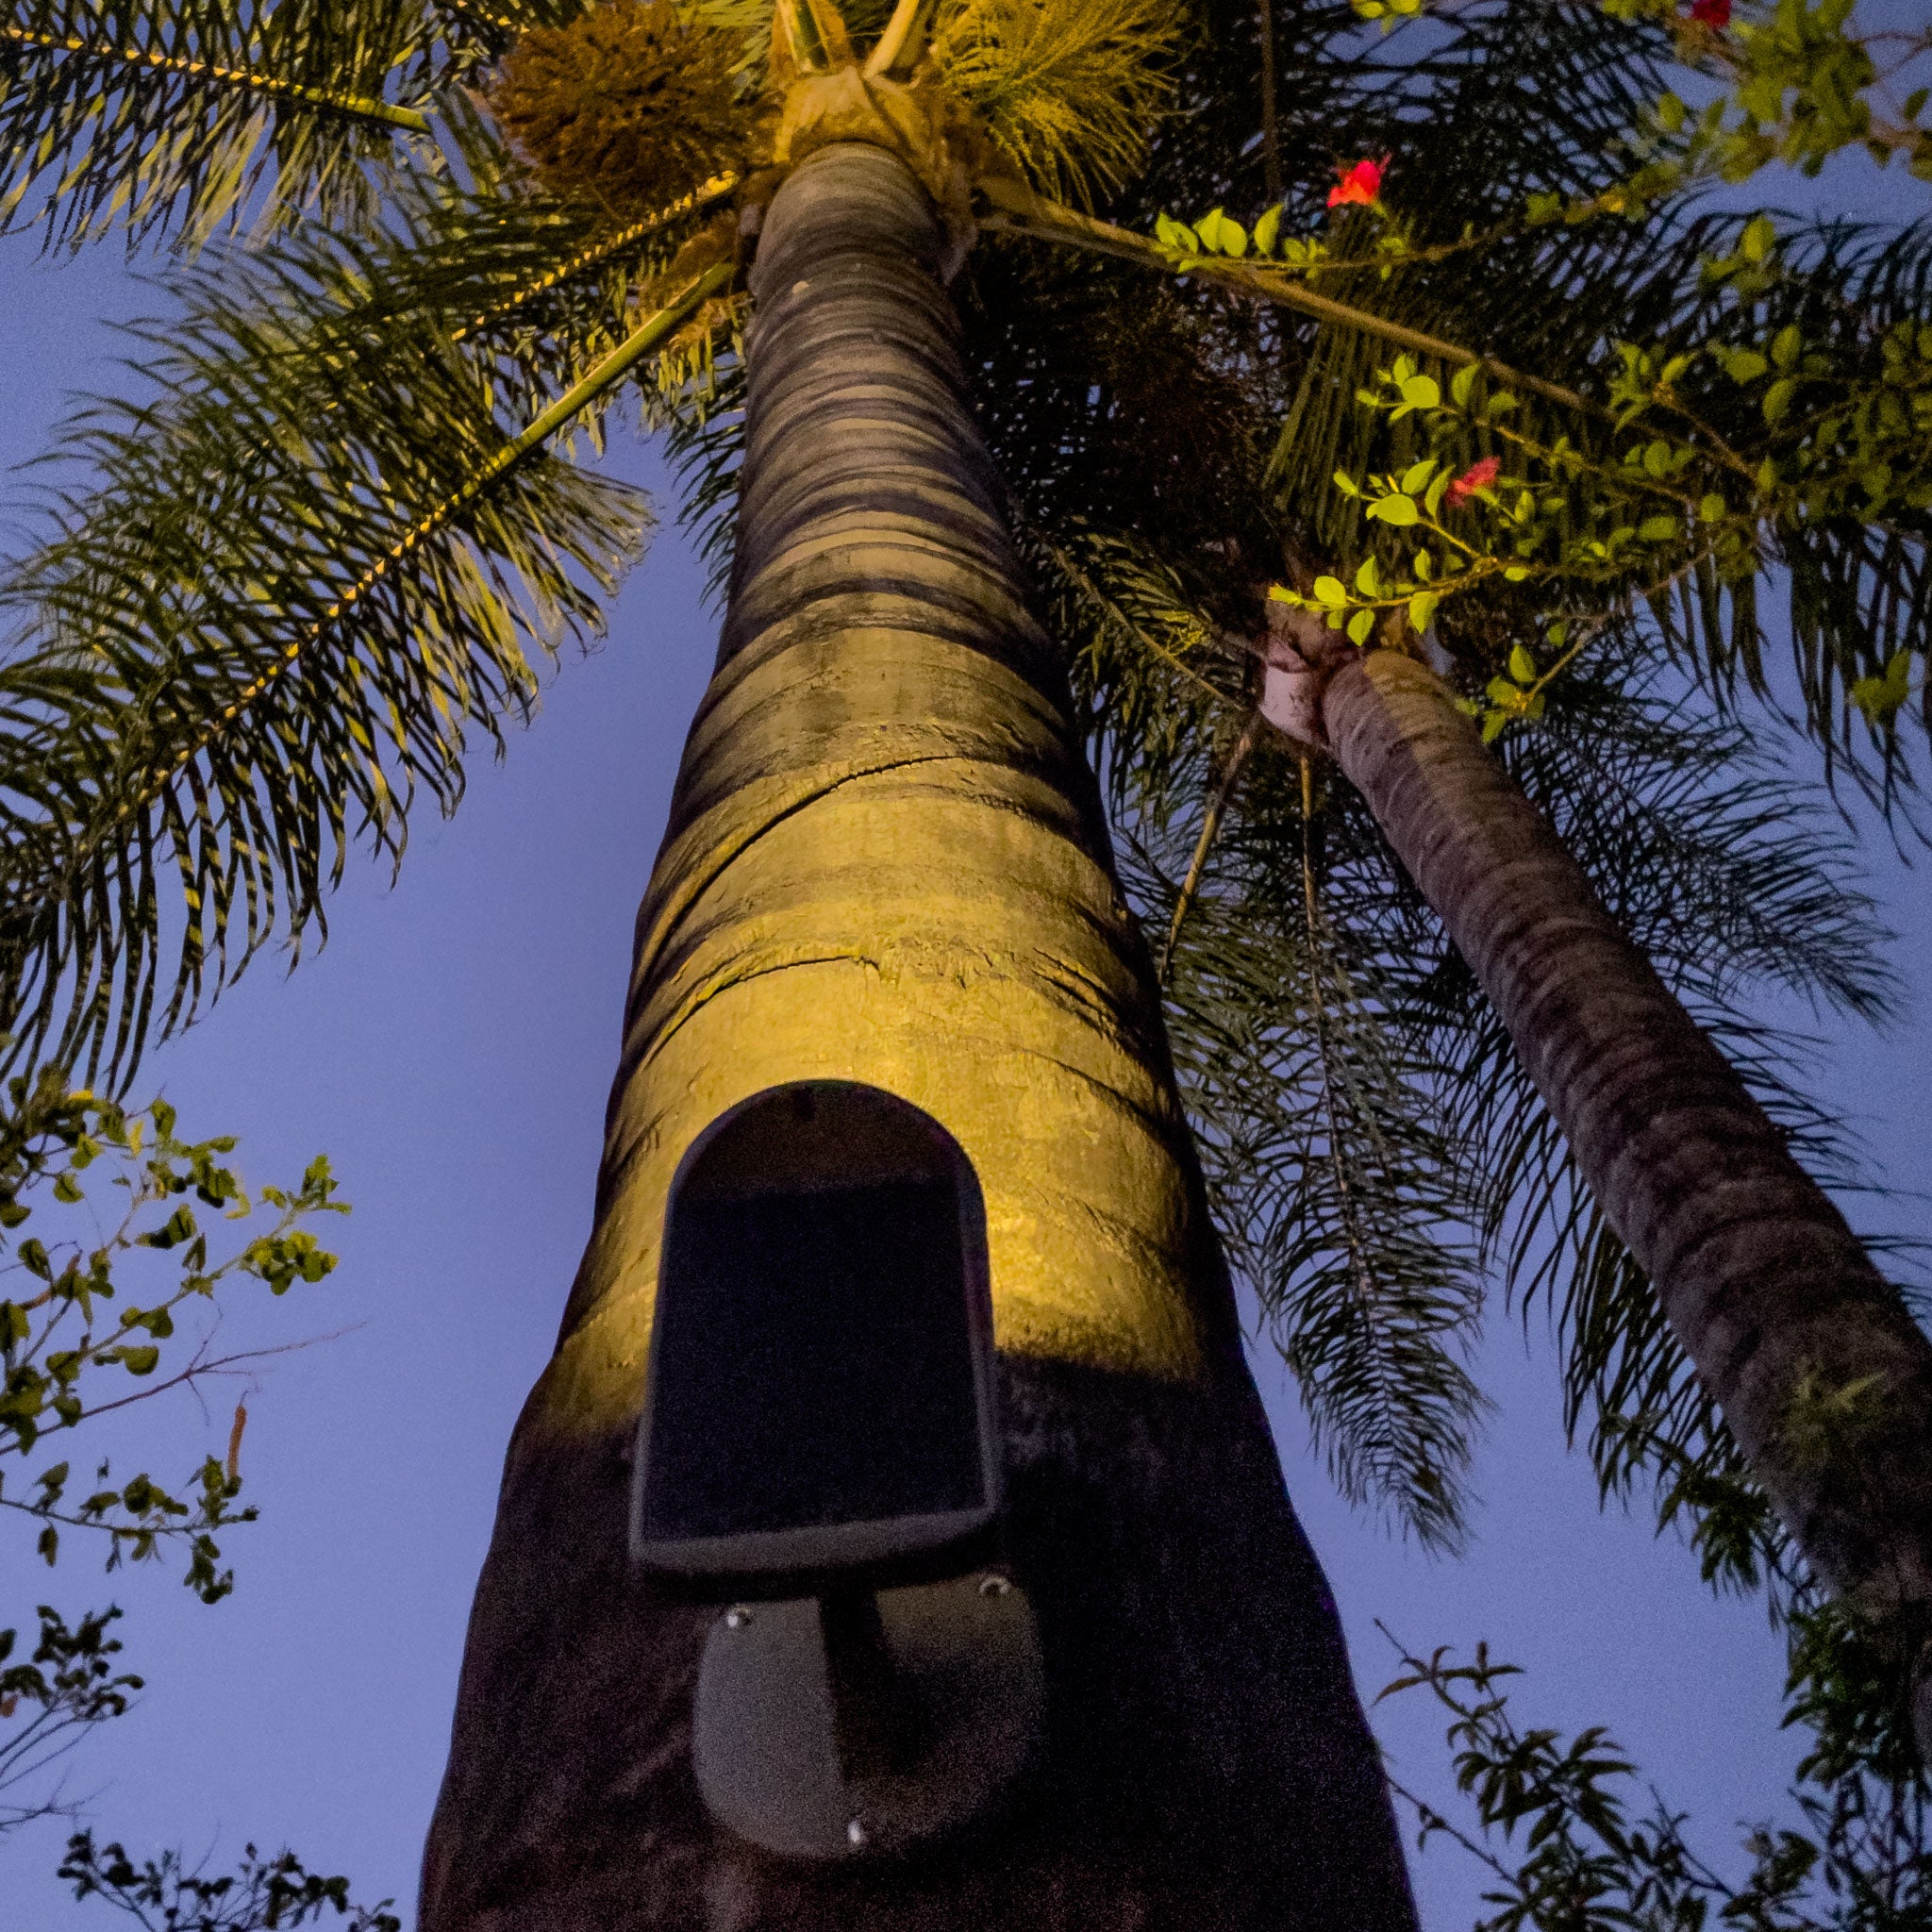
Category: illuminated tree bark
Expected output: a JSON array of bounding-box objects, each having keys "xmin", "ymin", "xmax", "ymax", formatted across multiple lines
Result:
[{"xmin": 419, "ymin": 142, "xmax": 1420, "ymax": 1931}]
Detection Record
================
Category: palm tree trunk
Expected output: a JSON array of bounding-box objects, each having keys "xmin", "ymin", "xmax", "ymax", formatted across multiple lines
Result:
[
  {"xmin": 1317, "ymin": 643, "xmax": 1932, "ymax": 1755},
  {"xmin": 418, "ymin": 142, "xmax": 1420, "ymax": 1931}
]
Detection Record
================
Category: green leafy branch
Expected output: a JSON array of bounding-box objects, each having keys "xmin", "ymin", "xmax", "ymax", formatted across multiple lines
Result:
[
  {"xmin": 1378, "ymin": 1613, "xmax": 1930, "ymax": 1932},
  {"xmin": 1356, "ymin": 0, "xmax": 1931, "ymax": 189},
  {"xmin": 977, "ymin": 178, "xmax": 1605, "ymax": 418},
  {"xmin": 1, "ymin": 1606, "xmax": 141, "ymax": 1832},
  {"xmin": 0, "ymin": 1067, "xmax": 345, "ymax": 1597},
  {"xmin": 1616, "ymin": 0, "xmax": 1932, "ymax": 187},
  {"xmin": 1272, "ymin": 300, "xmax": 1932, "ymax": 739},
  {"xmin": 60, "ymin": 1830, "xmax": 401, "ymax": 1932}
]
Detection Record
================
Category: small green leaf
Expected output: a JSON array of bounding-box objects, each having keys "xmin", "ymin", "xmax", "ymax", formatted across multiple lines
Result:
[
  {"xmin": 1451, "ymin": 362, "xmax": 1479, "ymax": 407},
  {"xmin": 1636, "ymin": 514, "xmax": 1681, "ymax": 542},
  {"xmin": 1368, "ymin": 494, "xmax": 1420, "ymax": 526},
  {"xmin": 137, "ymin": 1205, "xmax": 197, "ymax": 1251},
  {"xmin": 1400, "ymin": 458, "xmax": 1439, "ymax": 494},
  {"xmin": 1399, "ymin": 374, "xmax": 1441, "ymax": 409},
  {"xmin": 1507, "ymin": 644, "xmax": 1537, "ymax": 683},
  {"xmin": 1312, "ymin": 575, "xmax": 1349, "ymax": 608},
  {"xmin": 1407, "ymin": 591, "xmax": 1440, "ymax": 634},
  {"xmin": 1347, "ymin": 609, "xmax": 1375, "ymax": 645},
  {"xmin": 1254, "ymin": 204, "xmax": 1283, "ymax": 255},
  {"xmin": 1332, "ymin": 470, "xmax": 1362, "ymax": 498}
]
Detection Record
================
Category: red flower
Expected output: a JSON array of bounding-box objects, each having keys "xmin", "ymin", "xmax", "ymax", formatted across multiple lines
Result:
[
  {"xmin": 1688, "ymin": 0, "xmax": 1730, "ymax": 25},
  {"xmin": 1327, "ymin": 158, "xmax": 1384, "ymax": 209},
  {"xmin": 1445, "ymin": 456, "xmax": 1500, "ymax": 507}
]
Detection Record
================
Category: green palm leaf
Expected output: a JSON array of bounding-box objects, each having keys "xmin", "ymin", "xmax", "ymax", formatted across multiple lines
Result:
[
  {"xmin": 0, "ymin": 225, "xmax": 734, "ymax": 1082},
  {"xmin": 0, "ymin": 0, "xmax": 470, "ymax": 248}
]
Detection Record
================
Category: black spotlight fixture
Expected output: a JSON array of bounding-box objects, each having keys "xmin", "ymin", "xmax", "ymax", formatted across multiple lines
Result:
[{"xmin": 632, "ymin": 1081, "xmax": 1042, "ymax": 1861}]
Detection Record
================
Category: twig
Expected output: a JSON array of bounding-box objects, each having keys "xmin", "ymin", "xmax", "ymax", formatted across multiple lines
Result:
[{"xmin": 1158, "ymin": 710, "xmax": 1262, "ymax": 982}]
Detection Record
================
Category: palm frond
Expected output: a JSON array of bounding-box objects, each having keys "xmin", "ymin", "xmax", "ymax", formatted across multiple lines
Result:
[
  {"xmin": 930, "ymin": 0, "xmax": 1176, "ymax": 205},
  {"xmin": 0, "ymin": 228, "xmax": 736, "ymax": 1084},
  {"xmin": 0, "ymin": 0, "xmax": 465, "ymax": 249},
  {"xmin": 660, "ymin": 351, "xmax": 745, "ymax": 605},
  {"xmin": 1640, "ymin": 216, "xmax": 1932, "ymax": 812},
  {"xmin": 1035, "ymin": 527, "xmax": 1491, "ymax": 1546},
  {"xmin": 1115, "ymin": 0, "xmax": 1671, "ymax": 234},
  {"xmin": 1148, "ymin": 804, "xmax": 1493, "ymax": 1550}
]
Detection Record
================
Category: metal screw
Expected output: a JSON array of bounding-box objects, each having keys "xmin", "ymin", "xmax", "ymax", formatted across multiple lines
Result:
[
  {"xmin": 846, "ymin": 1816, "xmax": 867, "ymax": 1848},
  {"xmin": 979, "ymin": 1574, "xmax": 1011, "ymax": 1598},
  {"xmin": 724, "ymin": 1607, "xmax": 752, "ymax": 1630}
]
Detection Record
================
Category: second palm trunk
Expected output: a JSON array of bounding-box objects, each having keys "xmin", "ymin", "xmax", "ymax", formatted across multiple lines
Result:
[{"xmin": 419, "ymin": 143, "xmax": 1419, "ymax": 1929}]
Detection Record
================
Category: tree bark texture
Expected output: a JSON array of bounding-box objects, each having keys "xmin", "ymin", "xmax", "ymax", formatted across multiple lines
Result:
[
  {"xmin": 1323, "ymin": 645, "xmax": 1932, "ymax": 1753},
  {"xmin": 418, "ymin": 143, "xmax": 1421, "ymax": 1932}
]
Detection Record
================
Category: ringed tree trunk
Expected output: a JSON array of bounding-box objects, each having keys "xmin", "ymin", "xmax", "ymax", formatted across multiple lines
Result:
[
  {"xmin": 419, "ymin": 142, "xmax": 1421, "ymax": 1932},
  {"xmin": 1272, "ymin": 636, "xmax": 1932, "ymax": 1756}
]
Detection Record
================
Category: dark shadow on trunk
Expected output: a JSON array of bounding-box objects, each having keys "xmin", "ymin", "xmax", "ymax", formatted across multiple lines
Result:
[{"xmin": 422, "ymin": 1356, "xmax": 1416, "ymax": 1932}]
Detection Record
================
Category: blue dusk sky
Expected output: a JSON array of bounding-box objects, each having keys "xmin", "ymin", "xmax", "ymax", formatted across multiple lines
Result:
[{"xmin": 2, "ymin": 118, "xmax": 1929, "ymax": 1932}]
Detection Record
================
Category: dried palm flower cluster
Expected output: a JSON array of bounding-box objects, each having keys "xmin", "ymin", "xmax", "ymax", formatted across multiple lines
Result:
[{"xmin": 489, "ymin": 0, "xmax": 755, "ymax": 215}]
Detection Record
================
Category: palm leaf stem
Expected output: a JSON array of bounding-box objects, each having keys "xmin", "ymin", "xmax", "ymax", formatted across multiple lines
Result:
[
  {"xmin": 803, "ymin": 0, "xmax": 858, "ymax": 63},
  {"xmin": 864, "ymin": 0, "xmax": 933, "ymax": 76},
  {"xmin": 1159, "ymin": 707, "xmax": 1260, "ymax": 982},
  {"xmin": 62, "ymin": 259, "xmax": 734, "ymax": 892},
  {"xmin": 1038, "ymin": 534, "xmax": 1234, "ymax": 713},
  {"xmin": 1, "ymin": 23, "xmax": 432, "ymax": 131},
  {"xmin": 982, "ymin": 181, "xmax": 1599, "ymax": 420},
  {"xmin": 771, "ymin": 0, "xmax": 809, "ymax": 74},
  {"xmin": 446, "ymin": 174, "xmax": 741, "ymax": 345}
]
